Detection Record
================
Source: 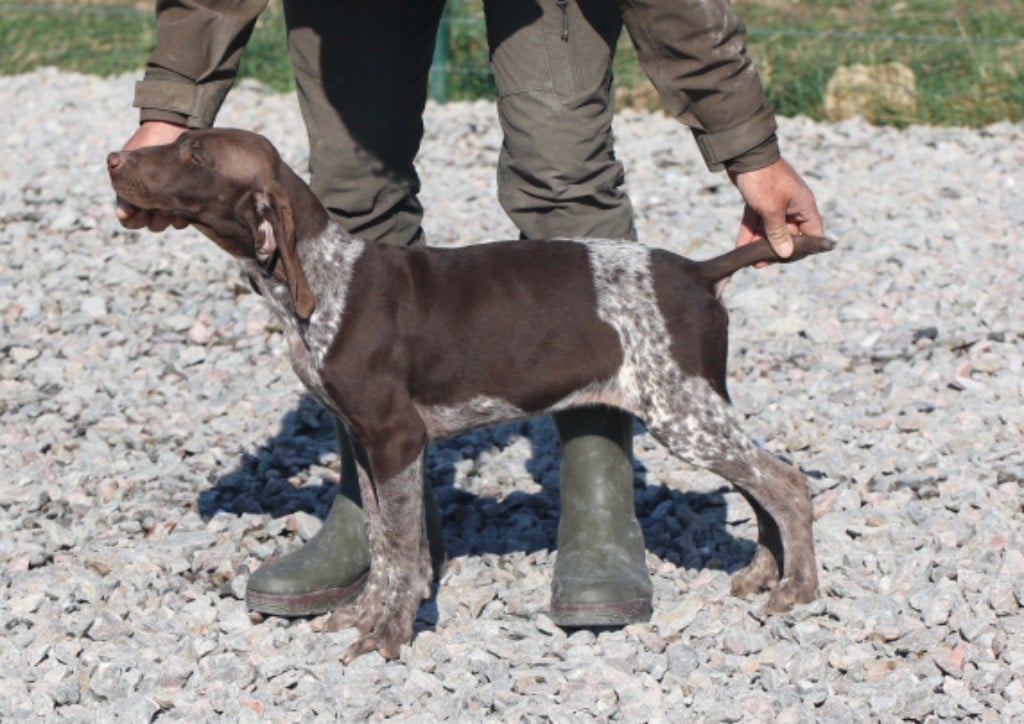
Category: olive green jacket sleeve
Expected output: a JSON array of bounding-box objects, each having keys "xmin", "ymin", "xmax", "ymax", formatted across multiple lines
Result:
[
  {"xmin": 619, "ymin": 0, "xmax": 780, "ymax": 173},
  {"xmin": 133, "ymin": 0, "xmax": 269, "ymax": 128}
]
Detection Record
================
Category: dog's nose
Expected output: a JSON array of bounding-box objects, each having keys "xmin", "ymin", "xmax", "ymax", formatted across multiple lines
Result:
[{"xmin": 106, "ymin": 152, "xmax": 124, "ymax": 173}]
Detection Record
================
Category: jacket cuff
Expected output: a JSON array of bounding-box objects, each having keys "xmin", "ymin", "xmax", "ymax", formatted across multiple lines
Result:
[
  {"xmin": 139, "ymin": 108, "xmax": 191, "ymax": 126},
  {"xmin": 692, "ymin": 108, "xmax": 778, "ymax": 172},
  {"xmin": 722, "ymin": 133, "xmax": 781, "ymax": 174},
  {"xmin": 133, "ymin": 78, "xmax": 227, "ymax": 129}
]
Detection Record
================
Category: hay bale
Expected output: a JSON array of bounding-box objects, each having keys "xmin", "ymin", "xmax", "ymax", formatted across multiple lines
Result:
[{"xmin": 824, "ymin": 62, "xmax": 917, "ymax": 123}]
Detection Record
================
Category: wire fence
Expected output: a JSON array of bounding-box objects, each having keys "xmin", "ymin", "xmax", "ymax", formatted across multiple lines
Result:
[{"xmin": 1, "ymin": 1, "xmax": 1021, "ymax": 126}]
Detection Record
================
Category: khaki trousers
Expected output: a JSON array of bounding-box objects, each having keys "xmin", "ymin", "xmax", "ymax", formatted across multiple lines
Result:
[{"xmin": 282, "ymin": 0, "xmax": 636, "ymax": 245}]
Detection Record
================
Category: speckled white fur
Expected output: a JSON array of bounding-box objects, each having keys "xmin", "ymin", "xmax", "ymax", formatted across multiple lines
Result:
[
  {"xmin": 301, "ymin": 229, "xmax": 365, "ymax": 371},
  {"xmin": 415, "ymin": 396, "xmax": 527, "ymax": 440},
  {"xmin": 584, "ymin": 239, "xmax": 757, "ymax": 471},
  {"xmin": 242, "ymin": 221, "xmax": 363, "ymax": 419}
]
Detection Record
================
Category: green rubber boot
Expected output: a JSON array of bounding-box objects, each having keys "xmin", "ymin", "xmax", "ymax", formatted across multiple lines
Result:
[
  {"xmin": 550, "ymin": 406, "xmax": 653, "ymax": 627},
  {"xmin": 246, "ymin": 422, "xmax": 446, "ymax": 617}
]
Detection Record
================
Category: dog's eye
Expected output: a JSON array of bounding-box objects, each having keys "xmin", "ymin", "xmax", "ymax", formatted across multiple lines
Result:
[{"xmin": 188, "ymin": 143, "xmax": 207, "ymax": 166}]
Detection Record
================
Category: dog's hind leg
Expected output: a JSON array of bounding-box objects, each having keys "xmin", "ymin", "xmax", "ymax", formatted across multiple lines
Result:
[
  {"xmin": 645, "ymin": 377, "xmax": 818, "ymax": 614},
  {"xmin": 713, "ymin": 447, "xmax": 819, "ymax": 613},
  {"xmin": 729, "ymin": 490, "xmax": 782, "ymax": 596}
]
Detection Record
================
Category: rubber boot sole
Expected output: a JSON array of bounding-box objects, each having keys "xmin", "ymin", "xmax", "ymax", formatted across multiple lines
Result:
[
  {"xmin": 246, "ymin": 571, "xmax": 369, "ymax": 617},
  {"xmin": 550, "ymin": 597, "xmax": 652, "ymax": 628}
]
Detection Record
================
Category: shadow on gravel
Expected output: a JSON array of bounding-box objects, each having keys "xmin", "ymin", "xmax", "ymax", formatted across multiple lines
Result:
[
  {"xmin": 198, "ymin": 396, "xmax": 340, "ymax": 521},
  {"xmin": 198, "ymin": 394, "xmax": 756, "ymax": 574}
]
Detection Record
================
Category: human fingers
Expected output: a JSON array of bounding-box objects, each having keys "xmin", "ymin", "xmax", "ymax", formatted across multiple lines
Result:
[
  {"xmin": 117, "ymin": 205, "xmax": 182, "ymax": 233},
  {"xmin": 734, "ymin": 204, "xmax": 762, "ymax": 248},
  {"xmin": 788, "ymin": 188, "xmax": 825, "ymax": 238},
  {"xmin": 115, "ymin": 198, "xmax": 137, "ymax": 224},
  {"xmin": 117, "ymin": 199, "xmax": 152, "ymax": 230},
  {"xmin": 730, "ymin": 160, "xmax": 794, "ymax": 257},
  {"xmin": 147, "ymin": 212, "xmax": 173, "ymax": 233},
  {"xmin": 764, "ymin": 220, "xmax": 795, "ymax": 259}
]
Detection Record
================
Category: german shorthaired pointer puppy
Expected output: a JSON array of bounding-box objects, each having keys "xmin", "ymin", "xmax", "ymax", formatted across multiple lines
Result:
[{"xmin": 108, "ymin": 128, "xmax": 833, "ymax": 662}]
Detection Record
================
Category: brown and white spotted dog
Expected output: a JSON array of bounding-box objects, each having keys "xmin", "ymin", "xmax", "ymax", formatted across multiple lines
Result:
[{"xmin": 108, "ymin": 128, "xmax": 833, "ymax": 662}]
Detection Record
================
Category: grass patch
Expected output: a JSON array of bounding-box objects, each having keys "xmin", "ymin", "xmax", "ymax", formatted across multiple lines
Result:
[
  {"xmin": 1, "ymin": 0, "xmax": 1020, "ymax": 125},
  {"xmin": 734, "ymin": 0, "xmax": 1024, "ymax": 126},
  {"xmin": 0, "ymin": 5, "xmax": 157, "ymax": 78},
  {"xmin": 0, "ymin": 3, "xmax": 295, "ymax": 90}
]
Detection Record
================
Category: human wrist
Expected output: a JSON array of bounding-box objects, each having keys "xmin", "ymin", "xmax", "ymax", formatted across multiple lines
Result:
[
  {"xmin": 139, "ymin": 107, "xmax": 191, "ymax": 127},
  {"xmin": 124, "ymin": 120, "xmax": 187, "ymax": 151}
]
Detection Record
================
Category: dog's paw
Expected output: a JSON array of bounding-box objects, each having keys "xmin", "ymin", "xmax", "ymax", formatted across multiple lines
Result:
[
  {"xmin": 325, "ymin": 607, "xmax": 371, "ymax": 636},
  {"xmin": 325, "ymin": 593, "xmax": 386, "ymax": 635},
  {"xmin": 764, "ymin": 576, "xmax": 819, "ymax": 615},
  {"xmin": 344, "ymin": 626, "xmax": 403, "ymax": 663},
  {"xmin": 340, "ymin": 605, "xmax": 416, "ymax": 662},
  {"xmin": 324, "ymin": 579, "xmax": 387, "ymax": 635},
  {"xmin": 730, "ymin": 545, "xmax": 780, "ymax": 597}
]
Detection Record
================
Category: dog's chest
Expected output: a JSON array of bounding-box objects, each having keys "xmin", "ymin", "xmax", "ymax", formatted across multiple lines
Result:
[
  {"xmin": 281, "ymin": 317, "xmax": 349, "ymax": 422},
  {"xmin": 241, "ymin": 234, "xmax": 364, "ymax": 417},
  {"xmin": 284, "ymin": 328, "xmax": 333, "ymax": 404},
  {"xmin": 247, "ymin": 268, "xmax": 329, "ymax": 394}
]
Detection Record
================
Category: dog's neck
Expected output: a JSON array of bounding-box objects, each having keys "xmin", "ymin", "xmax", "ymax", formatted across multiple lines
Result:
[
  {"xmin": 277, "ymin": 163, "xmax": 332, "ymax": 245},
  {"xmin": 246, "ymin": 218, "xmax": 365, "ymax": 369},
  {"xmin": 297, "ymin": 220, "xmax": 366, "ymax": 320}
]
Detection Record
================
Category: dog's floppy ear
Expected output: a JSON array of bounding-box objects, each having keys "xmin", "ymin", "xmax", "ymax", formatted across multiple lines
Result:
[{"xmin": 242, "ymin": 185, "xmax": 315, "ymax": 321}]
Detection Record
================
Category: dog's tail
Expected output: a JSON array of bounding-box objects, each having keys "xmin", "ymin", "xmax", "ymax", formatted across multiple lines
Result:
[{"xmin": 697, "ymin": 234, "xmax": 836, "ymax": 289}]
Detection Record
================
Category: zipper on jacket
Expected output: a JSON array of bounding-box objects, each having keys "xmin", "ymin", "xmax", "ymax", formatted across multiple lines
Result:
[{"xmin": 557, "ymin": 0, "xmax": 570, "ymax": 41}]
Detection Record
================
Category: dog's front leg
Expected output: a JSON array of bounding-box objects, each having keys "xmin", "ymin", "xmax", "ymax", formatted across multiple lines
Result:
[{"xmin": 325, "ymin": 439, "xmax": 433, "ymax": 662}]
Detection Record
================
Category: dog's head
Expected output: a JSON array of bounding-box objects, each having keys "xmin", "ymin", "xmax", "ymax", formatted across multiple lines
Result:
[{"xmin": 107, "ymin": 128, "xmax": 319, "ymax": 320}]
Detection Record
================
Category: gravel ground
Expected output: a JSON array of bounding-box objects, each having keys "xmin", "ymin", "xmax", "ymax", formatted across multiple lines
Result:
[{"xmin": 1, "ymin": 69, "xmax": 1022, "ymax": 722}]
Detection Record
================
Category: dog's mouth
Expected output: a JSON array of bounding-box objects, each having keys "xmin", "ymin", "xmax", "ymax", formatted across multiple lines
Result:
[
  {"xmin": 110, "ymin": 176, "xmax": 150, "ymax": 206},
  {"xmin": 111, "ymin": 178, "xmax": 188, "ymax": 219}
]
